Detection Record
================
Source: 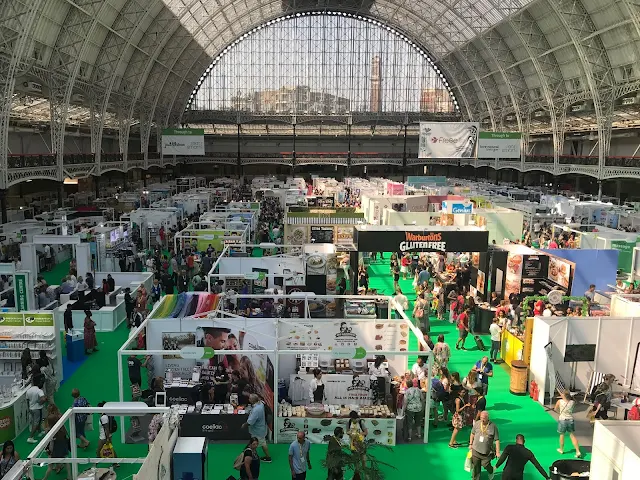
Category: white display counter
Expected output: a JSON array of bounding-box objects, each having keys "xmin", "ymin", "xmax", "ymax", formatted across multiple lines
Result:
[
  {"xmin": 276, "ymin": 416, "xmax": 396, "ymax": 446},
  {"xmin": 0, "ymin": 384, "xmax": 29, "ymax": 444},
  {"xmin": 56, "ymin": 300, "xmax": 127, "ymax": 332}
]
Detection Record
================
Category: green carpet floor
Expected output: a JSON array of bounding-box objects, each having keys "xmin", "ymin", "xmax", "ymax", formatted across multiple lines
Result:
[{"xmin": 15, "ymin": 257, "xmax": 577, "ymax": 480}]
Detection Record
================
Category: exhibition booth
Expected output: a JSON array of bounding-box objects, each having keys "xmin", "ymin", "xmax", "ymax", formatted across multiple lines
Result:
[
  {"xmin": 174, "ymin": 223, "xmax": 249, "ymax": 253},
  {"xmin": 284, "ymin": 207, "xmax": 364, "ymax": 247},
  {"xmin": 0, "ymin": 310, "xmax": 62, "ymax": 444},
  {"xmin": 120, "ymin": 291, "xmax": 433, "ymax": 445},
  {"xmin": 529, "ymin": 314, "xmax": 640, "ymax": 406},
  {"xmin": 55, "ymin": 271, "xmax": 153, "ymax": 332},
  {"xmin": 472, "ymin": 207, "xmax": 524, "ymax": 244}
]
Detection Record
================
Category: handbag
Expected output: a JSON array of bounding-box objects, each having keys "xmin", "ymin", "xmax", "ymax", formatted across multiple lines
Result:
[
  {"xmin": 464, "ymin": 451, "xmax": 472, "ymax": 472},
  {"xmin": 99, "ymin": 441, "xmax": 115, "ymax": 458},
  {"xmin": 414, "ymin": 308, "xmax": 424, "ymax": 319}
]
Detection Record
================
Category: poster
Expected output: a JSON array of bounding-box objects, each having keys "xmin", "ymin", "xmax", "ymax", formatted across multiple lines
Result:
[
  {"xmin": 477, "ymin": 131, "xmax": 521, "ymax": 159},
  {"xmin": 162, "ymin": 332, "xmax": 197, "ymax": 378},
  {"xmin": 279, "ymin": 320, "xmax": 407, "ymax": 353},
  {"xmin": 14, "ymin": 273, "xmax": 28, "ymax": 312},
  {"xmin": 548, "ymin": 257, "xmax": 571, "ymax": 289},
  {"xmin": 611, "ymin": 239, "xmax": 636, "ymax": 274},
  {"xmin": 504, "ymin": 253, "xmax": 523, "ymax": 299},
  {"xmin": 287, "ymin": 226, "xmax": 308, "ymax": 245},
  {"xmin": 286, "ymin": 285, "xmax": 306, "ymax": 318},
  {"xmin": 522, "ymin": 255, "xmax": 548, "ymax": 279},
  {"xmin": 276, "ymin": 417, "xmax": 395, "ymax": 445},
  {"xmin": 476, "ymin": 270, "xmax": 486, "ymax": 295},
  {"xmin": 162, "ymin": 128, "xmax": 205, "ymax": 155},
  {"xmin": 252, "ymin": 268, "xmax": 268, "ymax": 295},
  {"xmin": 195, "ymin": 326, "xmax": 275, "ymax": 412},
  {"xmin": 0, "ymin": 313, "xmax": 24, "ymax": 327},
  {"xmin": 335, "ymin": 227, "xmax": 354, "ymax": 245},
  {"xmin": 418, "ymin": 122, "xmax": 479, "ymax": 158},
  {"xmin": 310, "ymin": 226, "xmax": 334, "ymax": 244},
  {"xmin": 307, "ymin": 253, "xmax": 327, "ymax": 275},
  {"xmin": 24, "ymin": 313, "xmax": 54, "ymax": 327}
]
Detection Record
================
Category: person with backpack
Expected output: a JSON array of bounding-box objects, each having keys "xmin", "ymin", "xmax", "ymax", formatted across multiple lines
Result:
[
  {"xmin": 554, "ymin": 390, "xmax": 582, "ymax": 458},
  {"xmin": 97, "ymin": 401, "xmax": 118, "ymax": 464},
  {"xmin": 235, "ymin": 436, "xmax": 260, "ymax": 480},
  {"xmin": 588, "ymin": 373, "xmax": 616, "ymax": 422}
]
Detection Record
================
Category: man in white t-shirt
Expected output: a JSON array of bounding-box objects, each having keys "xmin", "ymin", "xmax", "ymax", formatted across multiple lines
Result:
[
  {"xmin": 411, "ymin": 356, "xmax": 429, "ymax": 382},
  {"xmin": 96, "ymin": 401, "xmax": 117, "ymax": 461},
  {"xmin": 26, "ymin": 380, "xmax": 46, "ymax": 443},
  {"xmin": 393, "ymin": 289, "xmax": 409, "ymax": 311},
  {"xmin": 489, "ymin": 318, "xmax": 503, "ymax": 363},
  {"xmin": 43, "ymin": 244, "xmax": 52, "ymax": 270}
]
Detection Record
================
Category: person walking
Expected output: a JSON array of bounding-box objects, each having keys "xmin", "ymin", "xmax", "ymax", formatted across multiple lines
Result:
[
  {"xmin": 554, "ymin": 391, "xmax": 582, "ymax": 458},
  {"xmin": 489, "ymin": 317, "xmax": 503, "ymax": 362},
  {"xmin": 449, "ymin": 388, "xmax": 471, "ymax": 448},
  {"xmin": 432, "ymin": 334, "xmax": 451, "ymax": 377},
  {"xmin": 240, "ymin": 437, "xmax": 261, "ymax": 480},
  {"xmin": 83, "ymin": 310, "xmax": 98, "ymax": 354},
  {"xmin": 495, "ymin": 434, "xmax": 550, "ymax": 479},
  {"xmin": 26, "ymin": 378, "xmax": 47, "ymax": 443},
  {"xmin": 473, "ymin": 356, "xmax": 494, "ymax": 396},
  {"xmin": 289, "ymin": 431, "xmax": 312, "ymax": 480},
  {"xmin": 455, "ymin": 307, "xmax": 470, "ymax": 350},
  {"xmin": 403, "ymin": 379, "xmax": 424, "ymax": 441},
  {"xmin": 326, "ymin": 427, "xmax": 345, "ymax": 480},
  {"xmin": 71, "ymin": 389, "xmax": 90, "ymax": 449},
  {"xmin": 469, "ymin": 411, "xmax": 500, "ymax": 480},
  {"xmin": 413, "ymin": 293, "xmax": 428, "ymax": 333},
  {"xmin": 243, "ymin": 394, "xmax": 272, "ymax": 462}
]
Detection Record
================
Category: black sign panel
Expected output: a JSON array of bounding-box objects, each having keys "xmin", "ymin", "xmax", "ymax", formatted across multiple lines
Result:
[
  {"xmin": 522, "ymin": 254, "xmax": 549, "ymax": 279},
  {"xmin": 286, "ymin": 285, "xmax": 306, "ymax": 318},
  {"xmin": 180, "ymin": 413, "xmax": 248, "ymax": 441},
  {"xmin": 355, "ymin": 229, "xmax": 489, "ymax": 253},
  {"xmin": 310, "ymin": 226, "xmax": 334, "ymax": 244},
  {"xmin": 165, "ymin": 386, "xmax": 200, "ymax": 406}
]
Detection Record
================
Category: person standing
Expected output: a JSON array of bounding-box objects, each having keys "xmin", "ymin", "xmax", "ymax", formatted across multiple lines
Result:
[
  {"xmin": 326, "ymin": 427, "xmax": 344, "ymax": 480},
  {"xmin": 0, "ymin": 440, "xmax": 19, "ymax": 477},
  {"xmin": 240, "ymin": 437, "xmax": 261, "ymax": 480},
  {"xmin": 243, "ymin": 394, "xmax": 272, "ymax": 463},
  {"xmin": 392, "ymin": 265, "xmax": 400, "ymax": 293},
  {"xmin": 554, "ymin": 391, "xmax": 582, "ymax": 458},
  {"xmin": 289, "ymin": 431, "xmax": 312, "ymax": 480},
  {"xmin": 84, "ymin": 310, "xmax": 98, "ymax": 354},
  {"xmin": 128, "ymin": 355, "xmax": 142, "ymax": 388},
  {"xmin": 455, "ymin": 307, "xmax": 470, "ymax": 350},
  {"xmin": 432, "ymin": 334, "xmax": 451, "ymax": 376},
  {"xmin": 413, "ymin": 292, "xmax": 428, "ymax": 333},
  {"xmin": 393, "ymin": 289, "xmax": 409, "ymax": 312},
  {"xmin": 495, "ymin": 434, "xmax": 550, "ymax": 480},
  {"xmin": 403, "ymin": 379, "xmax": 424, "ymax": 441},
  {"xmin": 71, "ymin": 389, "xmax": 90, "ymax": 449},
  {"xmin": 489, "ymin": 317, "xmax": 503, "ymax": 362},
  {"xmin": 44, "ymin": 244, "xmax": 52, "ymax": 271},
  {"xmin": 473, "ymin": 356, "xmax": 494, "ymax": 396},
  {"xmin": 26, "ymin": 378, "xmax": 47, "ymax": 443},
  {"xmin": 469, "ymin": 411, "xmax": 500, "ymax": 480},
  {"xmin": 124, "ymin": 288, "xmax": 134, "ymax": 328},
  {"xmin": 64, "ymin": 304, "xmax": 74, "ymax": 333},
  {"xmin": 449, "ymin": 388, "xmax": 471, "ymax": 448},
  {"xmin": 308, "ymin": 369, "xmax": 326, "ymax": 404}
]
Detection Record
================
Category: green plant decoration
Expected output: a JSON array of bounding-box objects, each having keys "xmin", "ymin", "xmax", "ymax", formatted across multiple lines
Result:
[{"xmin": 321, "ymin": 437, "xmax": 396, "ymax": 480}]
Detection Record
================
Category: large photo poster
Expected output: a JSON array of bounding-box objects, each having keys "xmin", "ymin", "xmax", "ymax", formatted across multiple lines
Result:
[{"xmin": 418, "ymin": 122, "xmax": 479, "ymax": 158}]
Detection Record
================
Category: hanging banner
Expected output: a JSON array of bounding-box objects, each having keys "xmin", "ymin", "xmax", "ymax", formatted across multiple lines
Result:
[
  {"xmin": 418, "ymin": 122, "xmax": 479, "ymax": 158},
  {"xmin": 14, "ymin": 273, "xmax": 28, "ymax": 312},
  {"xmin": 24, "ymin": 313, "xmax": 54, "ymax": 327},
  {"xmin": 161, "ymin": 128, "xmax": 205, "ymax": 156},
  {"xmin": 477, "ymin": 131, "xmax": 522, "ymax": 159},
  {"xmin": 0, "ymin": 313, "xmax": 24, "ymax": 327}
]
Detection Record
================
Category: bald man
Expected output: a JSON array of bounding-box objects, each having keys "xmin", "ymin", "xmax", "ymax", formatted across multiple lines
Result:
[
  {"xmin": 469, "ymin": 411, "xmax": 500, "ymax": 480},
  {"xmin": 495, "ymin": 434, "xmax": 549, "ymax": 480}
]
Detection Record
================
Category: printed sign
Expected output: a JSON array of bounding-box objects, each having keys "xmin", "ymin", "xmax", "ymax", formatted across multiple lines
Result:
[
  {"xmin": 179, "ymin": 346, "xmax": 215, "ymax": 360},
  {"xmin": 418, "ymin": 122, "xmax": 479, "ymax": 158},
  {"xmin": 15, "ymin": 273, "xmax": 28, "ymax": 311},
  {"xmin": 442, "ymin": 201, "xmax": 473, "ymax": 214},
  {"xmin": 0, "ymin": 405, "xmax": 15, "ymax": 445},
  {"xmin": 162, "ymin": 128, "xmax": 205, "ymax": 156},
  {"xmin": 477, "ymin": 131, "xmax": 522, "ymax": 159},
  {"xmin": 355, "ymin": 229, "xmax": 489, "ymax": 253},
  {"xmin": 0, "ymin": 313, "xmax": 24, "ymax": 326},
  {"xmin": 23, "ymin": 313, "xmax": 53, "ymax": 327}
]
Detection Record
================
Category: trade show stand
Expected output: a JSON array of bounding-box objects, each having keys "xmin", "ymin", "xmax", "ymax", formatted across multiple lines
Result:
[
  {"xmin": 56, "ymin": 299, "xmax": 126, "ymax": 332},
  {"xmin": 0, "ymin": 382, "xmax": 30, "ymax": 444},
  {"xmin": 178, "ymin": 406, "xmax": 248, "ymax": 441}
]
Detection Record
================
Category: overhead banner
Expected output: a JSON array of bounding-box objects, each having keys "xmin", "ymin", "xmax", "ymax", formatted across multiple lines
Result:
[
  {"xmin": 418, "ymin": 122, "xmax": 479, "ymax": 158},
  {"xmin": 477, "ymin": 131, "xmax": 522, "ymax": 159},
  {"xmin": 14, "ymin": 273, "xmax": 28, "ymax": 312},
  {"xmin": 161, "ymin": 128, "xmax": 205, "ymax": 156},
  {"xmin": 355, "ymin": 229, "xmax": 489, "ymax": 253}
]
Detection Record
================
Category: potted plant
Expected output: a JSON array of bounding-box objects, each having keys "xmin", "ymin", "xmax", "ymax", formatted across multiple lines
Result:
[{"xmin": 322, "ymin": 434, "xmax": 396, "ymax": 480}]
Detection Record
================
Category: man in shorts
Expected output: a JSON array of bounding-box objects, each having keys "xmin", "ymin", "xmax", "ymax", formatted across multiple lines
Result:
[
  {"xmin": 456, "ymin": 307, "xmax": 471, "ymax": 350},
  {"xmin": 26, "ymin": 378, "xmax": 47, "ymax": 443},
  {"xmin": 243, "ymin": 393, "xmax": 272, "ymax": 462}
]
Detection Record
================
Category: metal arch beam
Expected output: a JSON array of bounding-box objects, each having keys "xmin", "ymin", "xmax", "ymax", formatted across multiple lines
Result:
[
  {"xmin": 545, "ymin": 0, "xmax": 615, "ymax": 180},
  {"xmin": 508, "ymin": 10, "xmax": 564, "ymax": 169},
  {"xmin": 165, "ymin": 2, "xmax": 477, "ymax": 125},
  {"xmin": 46, "ymin": 0, "xmax": 117, "ymax": 179},
  {"xmin": 0, "ymin": 0, "xmax": 45, "ymax": 190},
  {"xmin": 90, "ymin": 0, "xmax": 165, "ymax": 169}
]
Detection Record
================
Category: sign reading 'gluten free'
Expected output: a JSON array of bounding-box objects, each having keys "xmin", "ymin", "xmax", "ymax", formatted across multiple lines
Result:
[{"xmin": 355, "ymin": 229, "xmax": 489, "ymax": 253}]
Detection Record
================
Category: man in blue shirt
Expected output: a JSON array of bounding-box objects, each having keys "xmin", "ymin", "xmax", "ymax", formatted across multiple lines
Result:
[
  {"xmin": 289, "ymin": 431, "xmax": 312, "ymax": 480},
  {"xmin": 474, "ymin": 356, "xmax": 494, "ymax": 395},
  {"xmin": 417, "ymin": 266, "xmax": 431, "ymax": 286},
  {"xmin": 243, "ymin": 394, "xmax": 272, "ymax": 462}
]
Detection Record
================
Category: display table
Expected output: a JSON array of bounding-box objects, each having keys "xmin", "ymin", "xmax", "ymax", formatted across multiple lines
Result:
[
  {"xmin": 0, "ymin": 384, "xmax": 30, "ymax": 444},
  {"xmin": 474, "ymin": 306, "xmax": 496, "ymax": 334},
  {"xmin": 289, "ymin": 373, "xmax": 374, "ymax": 405},
  {"xmin": 501, "ymin": 330, "xmax": 524, "ymax": 367},
  {"xmin": 179, "ymin": 412, "xmax": 248, "ymax": 440},
  {"xmin": 275, "ymin": 415, "xmax": 396, "ymax": 445}
]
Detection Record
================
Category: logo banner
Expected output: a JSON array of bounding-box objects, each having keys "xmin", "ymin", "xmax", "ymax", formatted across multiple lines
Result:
[
  {"xmin": 161, "ymin": 128, "xmax": 205, "ymax": 156},
  {"xmin": 15, "ymin": 273, "xmax": 28, "ymax": 311},
  {"xmin": 477, "ymin": 131, "xmax": 522, "ymax": 159},
  {"xmin": 418, "ymin": 122, "xmax": 479, "ymax": 158}
]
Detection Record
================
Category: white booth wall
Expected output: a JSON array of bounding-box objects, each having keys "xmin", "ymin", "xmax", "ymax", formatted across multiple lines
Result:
[
  {"xmin": 474, "ymin": 208, "xmax": 524, "ymax": 244},
  {"xmin": 217, "ymin": 256, "xmax": 306, "ymax": 289},
  {"xmin": 590, "ymin": 421, "xmax": 640, "ymax": 480},
  {"xmin": 530, "ymin": 316, "xmax": 640, "ymax": 405}
]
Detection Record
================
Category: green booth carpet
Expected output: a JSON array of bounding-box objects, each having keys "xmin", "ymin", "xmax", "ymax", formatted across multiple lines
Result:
[{"xmin": 14, "ymin": 257, "xmax": 577, "ymax": 479}]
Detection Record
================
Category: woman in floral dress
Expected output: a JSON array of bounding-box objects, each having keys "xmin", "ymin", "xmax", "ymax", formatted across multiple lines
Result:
[{"xmin": 432, "ymin": 334, "xmax": 451, "ymax": 377}]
